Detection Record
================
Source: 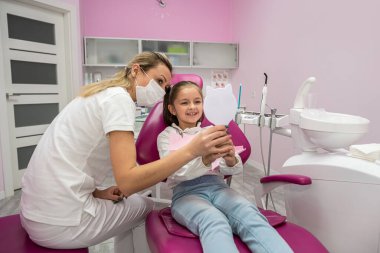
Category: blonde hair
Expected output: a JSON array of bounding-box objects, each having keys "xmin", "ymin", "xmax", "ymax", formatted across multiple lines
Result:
[{"xmin": 80, "ymin": 52, "xmax": 172, "ymax": 97}]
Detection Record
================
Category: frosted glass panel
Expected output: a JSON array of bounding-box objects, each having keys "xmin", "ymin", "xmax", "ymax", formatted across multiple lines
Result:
[
  {"xmin": 14, "ymin": 103, "xmax": 58, "ymax": 127},
  {"xmin": 193, "ymin": 43, "xmax": 238, "ymax": 68},
  {"xmin": 142, "ymin": 40, "xmax": 190, "ymax": 66},
  {"xmin": 85, "ymin": 38, "xmax": 139, "ymax": 65},
  {"xmin": 7, "ymin": 14, "xmax": 55, "ymax": 45},
  {"xmin": 17, "ymin": 145, "xmax": 36, "ymax": 170},
  {"xmin": 11, "ymin": 60, "xmax": 57, "ymax": 84}
]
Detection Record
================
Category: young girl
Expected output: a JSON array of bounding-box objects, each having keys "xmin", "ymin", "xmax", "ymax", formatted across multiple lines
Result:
[{"xmin": 157, "ymin": 81, "xmax": 294, "ymax": 253}]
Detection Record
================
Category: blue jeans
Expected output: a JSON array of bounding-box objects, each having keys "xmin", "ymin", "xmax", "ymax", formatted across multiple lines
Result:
[{"xmin": 171, "ymin": 175, "xmax": 294, "ymax": 253}]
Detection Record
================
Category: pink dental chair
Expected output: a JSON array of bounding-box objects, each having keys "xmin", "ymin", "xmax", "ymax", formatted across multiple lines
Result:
[{"xmin": 135, "ymin": 74, "xmax": 329, "ymax": 253}]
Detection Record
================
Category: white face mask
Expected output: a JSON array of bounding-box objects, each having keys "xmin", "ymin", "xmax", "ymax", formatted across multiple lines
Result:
[{"xmin": 136, "ymin": 78, "xmax": 165, "ymax": 107}]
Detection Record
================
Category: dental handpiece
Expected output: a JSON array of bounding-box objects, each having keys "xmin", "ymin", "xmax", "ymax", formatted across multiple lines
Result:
[
  {"xmin": 260, "ymin": 85, "xmax": 267, "ymax": 116},
  {"xmin": 260, "ymin": 73, "xmax": 269, "ymax": 116},
  {"xmin": 258, "ymin": 73, "xmax": 268, "ymax": 127}
]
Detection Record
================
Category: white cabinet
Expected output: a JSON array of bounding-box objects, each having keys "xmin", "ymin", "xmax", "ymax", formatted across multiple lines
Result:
[
  {"xmin": 142, "ymin": 40, "xmax": 191, "ymax": 67},
  {"xmin": 83, "ymin": 37, "xmax": 238, "ymax": 69},
  {"xmin": 192, "ymin": 42, "xmax": 238, "ymax": 68}
]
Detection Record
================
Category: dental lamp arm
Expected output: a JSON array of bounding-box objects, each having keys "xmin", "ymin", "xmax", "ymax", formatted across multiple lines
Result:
[{"xmin": 254, "ymin": 174, "xmax": 312, "ymax": 209}]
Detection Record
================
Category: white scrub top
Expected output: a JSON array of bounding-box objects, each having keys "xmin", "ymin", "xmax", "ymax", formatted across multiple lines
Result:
[{"xmin": 21, "ymin": 87, "xmax": 136, "ymax": 226}]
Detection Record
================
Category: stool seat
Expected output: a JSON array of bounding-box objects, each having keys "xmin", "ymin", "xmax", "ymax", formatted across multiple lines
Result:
[
  {"xmin": 146, "ymin": 207, "xmax": 329, "ymax": 253},
  {"xmin": 0, "ymin": 214, "xmax": 88, "ymax": 253}
]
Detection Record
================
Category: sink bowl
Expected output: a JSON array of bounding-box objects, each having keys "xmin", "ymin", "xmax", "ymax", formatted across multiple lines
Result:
[{"xmin": 299, "ymin": 110, "xmax": 370, "ymax": 149}]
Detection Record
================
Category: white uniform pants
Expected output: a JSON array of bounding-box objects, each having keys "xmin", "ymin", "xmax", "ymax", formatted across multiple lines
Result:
[{"xmin": 20, "ymin": 194, "xmax": 154, "ymax": 253}]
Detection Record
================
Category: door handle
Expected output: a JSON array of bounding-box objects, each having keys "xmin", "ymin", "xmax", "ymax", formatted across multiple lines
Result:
[{"xmin": 6, "ymin": 93, "xmax": 21, "ymax": 100}]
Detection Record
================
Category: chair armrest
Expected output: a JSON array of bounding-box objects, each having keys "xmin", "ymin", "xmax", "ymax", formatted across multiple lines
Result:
[
  {"xmin": 254, "ymin": 174, "xmax": 312, "ymax": 209},
  {"xmin": 260, "ymin": 174, "xmax": 312, "ymax": 185}
]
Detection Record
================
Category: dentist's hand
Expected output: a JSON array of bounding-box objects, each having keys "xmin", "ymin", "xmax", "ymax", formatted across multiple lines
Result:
[
  {"xmin": 187, "ymin": 125, "xmax": 232, "ymax": 159},
  {"xmin": 92, "ymin": 186, "xmax": 125, "ymax": 202}
]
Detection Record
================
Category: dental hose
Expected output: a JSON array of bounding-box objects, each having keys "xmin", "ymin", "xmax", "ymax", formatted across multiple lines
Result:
[
  {"xmin": 265, "ymin": 120, "xmax": 277, "ymax": 212},
  {"xmin": 259, "ymin": 118, "xmax": 277, "ymax": 212},
  {"xmin": 258, "ymin": 74, "xmax": 277, "ymax": 211}
]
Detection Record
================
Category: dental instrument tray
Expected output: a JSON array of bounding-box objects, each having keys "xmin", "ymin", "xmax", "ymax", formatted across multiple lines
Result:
[{"xmin": 236, "ymin": 111, "xmax": 289, "ymax": 128}]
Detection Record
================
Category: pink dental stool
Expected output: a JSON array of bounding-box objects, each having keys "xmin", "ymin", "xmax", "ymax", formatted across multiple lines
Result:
[
  {"xmin": 0, "ymin": 214, "xmax": 88, "ymax": 253},
  {"xmin": 135, "ymin": 74, "xmax": 329, "ymax": 253}
]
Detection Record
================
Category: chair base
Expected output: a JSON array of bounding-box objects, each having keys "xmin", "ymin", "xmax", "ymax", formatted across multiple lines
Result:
[{"xmin": 0, "ymin": 214, "xmax": 88, "ymax": 253}]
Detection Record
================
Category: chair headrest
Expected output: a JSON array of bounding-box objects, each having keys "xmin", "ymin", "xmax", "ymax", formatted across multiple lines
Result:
[{"xmin": 170, "ymin": 74, "xmax": 203, "ymax": 88}]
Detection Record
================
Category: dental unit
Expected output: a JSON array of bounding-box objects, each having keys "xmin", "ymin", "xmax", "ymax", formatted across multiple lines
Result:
[{"xmin": 236, "ymin": 76, "xmax": 380, "ymax": 253}]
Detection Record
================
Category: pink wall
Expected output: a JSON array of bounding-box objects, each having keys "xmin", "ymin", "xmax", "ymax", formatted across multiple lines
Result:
[
  {"xmin": 232, "ymin": 0, "xmax": 380, "ymax": 169},
  {"xmin": 80, "ymin": 0, "xmax": 234, "ymax": 42},
  {"xmin": 81, "ymin": 0, "xmax": 380, "ymax": 170}
]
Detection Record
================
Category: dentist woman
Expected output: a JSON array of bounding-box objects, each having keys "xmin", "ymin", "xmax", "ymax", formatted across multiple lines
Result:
[{"xmin": 20, "ymin": 52, "xmax": 232, "ymax": 253}]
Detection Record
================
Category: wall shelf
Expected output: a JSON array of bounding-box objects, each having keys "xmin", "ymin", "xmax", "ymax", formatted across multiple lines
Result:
[
  {"xmin": 83, "ymin": 37, "xmax": 238, "ymax": 84},
  {"xmin": 84, "ymin": 37, "xmax": 238, "ymax": 69}
]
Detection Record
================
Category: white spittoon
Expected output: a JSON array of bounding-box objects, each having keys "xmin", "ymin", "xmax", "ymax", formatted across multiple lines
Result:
[{"xmin": 280, "ymin": 77, "xmax": 379, "ymax": 253}]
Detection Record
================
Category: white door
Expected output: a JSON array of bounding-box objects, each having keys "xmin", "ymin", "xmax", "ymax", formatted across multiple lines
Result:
[{"xmin": 0, "ymin": 0, "xmax": 68, "ymax": 189}]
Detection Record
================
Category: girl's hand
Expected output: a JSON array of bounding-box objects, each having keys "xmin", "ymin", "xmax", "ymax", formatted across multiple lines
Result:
[
  {"xmin": 219, "ymin": 139, "xmax": 238, "ymax": 166},
  {"xmin": 202, "ymin": 138, "xmax": 235, "ymax": 166},
  {"xmin": 92, "ymin": 186, "xmax": 125, "ymax": 202},
  {"xmin": 223, "ymin": 147, "xmax": 238, "ymax": 167},
  {"xmin": 188, "ymin": 125, "xmax": 232, "ymax": 159}
]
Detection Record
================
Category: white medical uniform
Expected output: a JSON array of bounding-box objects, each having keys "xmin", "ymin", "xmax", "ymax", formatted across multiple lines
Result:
[{"xmin": 20, "ymin": 87, "xmax": 153, "ymax": 251}]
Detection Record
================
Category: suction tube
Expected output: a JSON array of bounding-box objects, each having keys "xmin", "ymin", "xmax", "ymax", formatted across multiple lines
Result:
[{"xmin": 293, "ymin": 77, "xmax": 316, "ymax": 109}]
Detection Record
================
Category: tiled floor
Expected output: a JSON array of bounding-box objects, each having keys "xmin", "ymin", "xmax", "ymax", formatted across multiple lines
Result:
[{"xmin": 0, "ymin": 163, "xmax": 285, "ymax": 253}]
